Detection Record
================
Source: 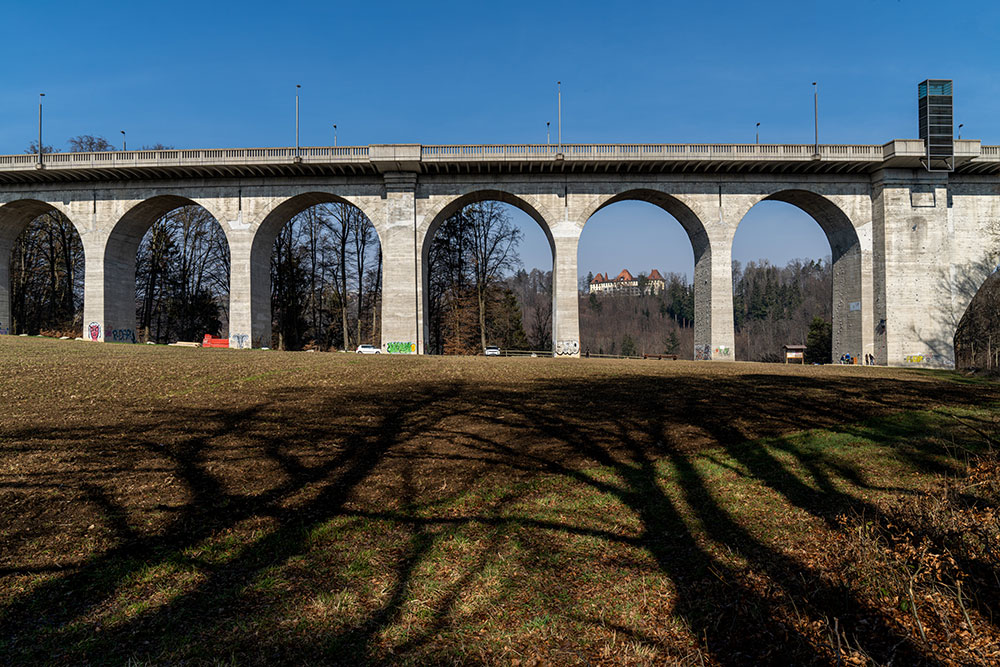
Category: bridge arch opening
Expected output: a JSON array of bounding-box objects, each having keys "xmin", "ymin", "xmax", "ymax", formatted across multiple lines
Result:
[
  {"xmin": 105, "ymin": 196, "xmax": 230, "ymax": 344},
  {"xmin": 732, "ymin": 191, "xmax": 861, "ymax": 363},
  {"xmin": 578, "ymin": 191, "xmax": 708, "ymax": 359},
  {"xmin": 0, "ymin": 199, "xmax": 84, "ymax": 337},
  {"xmin": 953, "ymin": 260, "xmax": 1000, "ymax": 370},
  {"xmin": 421, "ymin": 191, "xmax": 554, "ymax": 355},
  {"xmin": 251, "ymin": 193, "xmax": 382, "ymax": 351}
]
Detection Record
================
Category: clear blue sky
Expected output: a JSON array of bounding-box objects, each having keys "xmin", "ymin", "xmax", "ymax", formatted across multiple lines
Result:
[{"xmin": 2, "ymin": 0, "xmax": 996, "ymax": 276}]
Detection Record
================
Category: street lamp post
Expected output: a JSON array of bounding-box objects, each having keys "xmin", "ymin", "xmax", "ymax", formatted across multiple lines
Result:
[
  {"xmin": 812, "ymin": 82, "xmax": 819, "ymax": 157},
  {"xmin": 295, "ymin": 84, "xmax": 301, "ymax": 157},
  {"xmin": 546, "ymin": 121, "xmax": 550, "ymax": 147},
  {"xmin": 958, "ymin": 123, "xmax": 964, "ymax": 140},
  {"xmin": 120, "ymin": 130, "xmax": 126, "ymax": 151},
  {"xmin": 333, "ymin": 123, "xmax": 337, "ymax": 147},
  {"xmin": 37, "ymin": 93, "xmax": 45, "ymax": 166},
  {"xmin": 557, "ymin": 81, "xmax": 562, "ymax": 152},
  {"xmin": 756, "ymin": 122, "xmax": 760, "ymax": 145}
]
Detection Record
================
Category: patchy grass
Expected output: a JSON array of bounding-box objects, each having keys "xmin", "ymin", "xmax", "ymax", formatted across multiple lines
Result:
[{"xmin": 0, "ymin": 336, "xmax": 998, "ymax": 664}]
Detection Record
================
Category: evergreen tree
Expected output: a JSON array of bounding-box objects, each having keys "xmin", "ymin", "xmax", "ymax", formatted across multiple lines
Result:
[{"xmin": 805, "ymin": 316, "xmax": 832, "ymax": 364}]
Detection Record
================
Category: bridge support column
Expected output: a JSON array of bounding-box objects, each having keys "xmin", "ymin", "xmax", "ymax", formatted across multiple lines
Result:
[
  {"xmin": 830, "ymin": 237, "xmax": 866, "ymax": 363},
  {"xmin": 380, "ymin": 172, "xmax": 421, "ymax": 354},
  {"xmin": 227, "ymin": 230, "xmax": 258, "ymax": 348},
  {"xmin": 78, "ymin": 201, "xmax": 140, "ymax": 343},
  {"xmin": 552, "ymin": 231, "xmax": 581, "ymax": 357},
  {"xmin": 872, "ymin": 172, "xmax": 957, "ymax": 367},
  {"xmin": 693, "ymin": 230, "xmax": 736, "ymax": 361},
  {"xmin": 0, "ymin": 237, "xmax": 13, "ymax": 335}
]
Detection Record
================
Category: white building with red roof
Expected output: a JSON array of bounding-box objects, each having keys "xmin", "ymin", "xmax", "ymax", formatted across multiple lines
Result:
[{"xmin": 589, "ymin": 269, "xmax": 665, "ymax": 296}]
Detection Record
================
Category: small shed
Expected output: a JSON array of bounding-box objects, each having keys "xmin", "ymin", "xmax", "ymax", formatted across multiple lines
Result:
[{"xmin": 783, "ymin": 344, "xmax": 807, "ymax": 364}]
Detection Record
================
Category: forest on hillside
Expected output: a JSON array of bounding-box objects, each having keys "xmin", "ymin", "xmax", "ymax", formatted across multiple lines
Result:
[{"xmin": 575, "ymin": 259, "xmax": 833, "ymax": 360}]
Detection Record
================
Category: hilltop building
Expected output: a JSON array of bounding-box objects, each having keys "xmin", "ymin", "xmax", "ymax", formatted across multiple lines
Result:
[{"xmin": 589, "ymin": 269, "xmax": 665, "ymax": 296}]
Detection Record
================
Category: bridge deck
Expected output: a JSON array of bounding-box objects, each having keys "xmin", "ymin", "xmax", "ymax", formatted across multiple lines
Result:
[{"xmin": 0, "ymin": 141, "xmax": 996, "ymax": 184}]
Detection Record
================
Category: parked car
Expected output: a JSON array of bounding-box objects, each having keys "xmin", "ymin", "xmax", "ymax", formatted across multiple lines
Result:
[
  {"xmin": 356, "ymin": 344, "xmax": 380, "ymax": 354},
  {"xmin": 484, "ymin": 346, "xmax": 501, "ymax": 357}
]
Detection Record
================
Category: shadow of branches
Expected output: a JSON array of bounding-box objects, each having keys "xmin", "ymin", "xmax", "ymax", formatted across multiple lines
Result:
[{"xmin": 0, "ymin": 356, "xmax": 997, "ymax": 665}]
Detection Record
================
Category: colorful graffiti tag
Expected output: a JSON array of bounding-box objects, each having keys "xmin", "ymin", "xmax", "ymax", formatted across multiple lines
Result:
[
  {"xmin": 229, "ymin": 333, "xmax": 249, "ymax": 349},
  {"xmin": 555, "ymin": 340, "xmax": 580, "ymax": 356},
  {"xmin": 110, "ymin": 328, "xmax": 136, "ymax": 343},
  {"xmin": 386, "ymin": 341, "xmax": 416, "ymax": 354},
  {"xmin": 694, "ymin": 344, "xmax": 712, "ymax": 361},
  {"xmin": 0, "ymin": 322, "xmax": 8, "ymax": 335},
  {"xmin": 88, "ymin": 322, "xmax": 102, "ymax": 342},
  {"xmin": 714, "ymin": 346, "xmax": 732, "ymax": 357},
  {"xmin": 904, "ymin": 354, "xmax": 941, "ymax": 364}
]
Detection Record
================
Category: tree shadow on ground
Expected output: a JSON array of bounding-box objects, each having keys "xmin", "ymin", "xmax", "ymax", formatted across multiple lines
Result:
[{"xmin": 0, "ymin": 365, "xmax": 996, "ymax": 665}]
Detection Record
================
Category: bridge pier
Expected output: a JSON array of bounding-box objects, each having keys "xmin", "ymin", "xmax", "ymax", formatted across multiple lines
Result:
[
  {"xmin": 693, "ymin": 229, "xmax": 736, "ymax": 361},
  {"xmin": 552, "ymin": 231, "xmax": 581, "ymax": 356},
  {"xmin": 381, "ymin": 173, "xmax": 421, "ymax": 354}
]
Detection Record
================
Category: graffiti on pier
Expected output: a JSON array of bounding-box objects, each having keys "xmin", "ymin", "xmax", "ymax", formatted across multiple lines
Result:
[
  {"xmin": 230, "ymin": 333, "xmax": 249, "ymax": 349},
  {"xmin": 0, "ymin": 322, "xmax": 8, "ymax": 335},
  {"xmin": 695, "ymin": 344, "xmax": 712, "ymax": 361},
  {"xmin": 110, "ymin": 328, "xmax": 136, "ymax": 344},
  {"xmin": 386, "ymin": 341, "xmax": 415, "ymax": 354},
  {"xmin": 714, "ymin": 346, "xmax": 732, "ymax": 357},
  {"xmin": 904, "ymin": 354, "xmax": 941, "ymax": 364},
  {"xmin": 88, "ymin": 322, "xmax": 102, "ymax": 342},
  {"xmin": 555, "ymin": 340, "xmax": 579, "ymax": 356}
]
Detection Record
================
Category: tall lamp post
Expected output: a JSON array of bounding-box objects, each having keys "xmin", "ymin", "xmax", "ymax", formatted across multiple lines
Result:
[
  {"xmin": 756, "ymin": 122, "xmax": 760, "ymax": 145},
  {"xmin": 958, "ymin": 123, "xmax": 964, "ymax": 140},
  {"xmin": 812, "ymin": 81, "xmax": 819, "ymax": 157},
  {"xmin": 37, "ymin": 93, "xmax": 45, "ymax": 166},
  {"xmin": 333, "ymin": 123, "xmax": 337, "ymax": 147},
  {"xmin": 120, "ymin": 130, "xmax": 126, "ymax": 151},
  {"xmin": 546, "ymin": 121, "xmax": 550, "ymax": 147},
  {"xmin": 557, "ymin": 81, "xmax": 562, "ymax": 153},
  {"xmin": 295, "ymin": 84, "xmax": 301, "ymax": 157}
]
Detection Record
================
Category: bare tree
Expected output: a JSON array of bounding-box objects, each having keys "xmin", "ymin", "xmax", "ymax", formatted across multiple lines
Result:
[
  {"xmin": 353, "ymin": 215, "xmax": 375, "ymax": 344},
  {"xmin": 466, "ymin": 201, "xmax": 522, "ymax": 349}
]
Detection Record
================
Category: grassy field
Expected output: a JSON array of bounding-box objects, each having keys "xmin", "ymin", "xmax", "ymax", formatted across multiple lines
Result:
[{"xmin": 0, "ymin": 337, "xmax": 998, "ymax": 665}]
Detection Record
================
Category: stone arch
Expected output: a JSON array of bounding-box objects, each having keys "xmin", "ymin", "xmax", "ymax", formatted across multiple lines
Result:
[
  {"xmin": 731, "ymin": 188, "xmax": 864, "ymax": 362},
  {"xmin": 949, "ymin": 257, "xmax": 1000, "ymax": 369},
  {"xmin": 246, "ymin": 192, "xmax": 384, "ymax": 349},
  {"xmin": 102, "ymin": 195, "xmax": 231, "ymax": 343},
  {"xmin": 419, "ymin": 189, "xmax": 556, "ymax": 354},
  {"xmin": 0, "ymin": 199, "xmax": 83, "ymax": 336},
  {"xmin": 577, "ymin": 188, "xmax": 719, "ymax": 359}
]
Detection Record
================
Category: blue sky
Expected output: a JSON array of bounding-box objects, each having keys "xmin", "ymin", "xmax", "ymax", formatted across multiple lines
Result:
[{"xmin": 2, "ymin": 0, "xmax": 996, "ymax": 276}]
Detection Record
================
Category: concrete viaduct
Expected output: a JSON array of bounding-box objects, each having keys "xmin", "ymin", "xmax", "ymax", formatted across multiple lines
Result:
[{"xmin": 1, "ymin": 140, "xmax": 998, "ymax": 366}]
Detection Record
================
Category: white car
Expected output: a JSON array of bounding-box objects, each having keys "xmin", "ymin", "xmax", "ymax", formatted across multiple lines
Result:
[
  {"xmin": 484, "ymin": 346, "xmax": 501, "ymax": 357},
  {"xmin": 356, "ymin": 344, "xmax": 380, "ymax": 354}
]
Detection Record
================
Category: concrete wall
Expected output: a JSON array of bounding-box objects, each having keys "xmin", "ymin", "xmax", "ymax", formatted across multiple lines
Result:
[{"xmin": 0, "ymin": 168, "xmax": 997, "ymax": 366}]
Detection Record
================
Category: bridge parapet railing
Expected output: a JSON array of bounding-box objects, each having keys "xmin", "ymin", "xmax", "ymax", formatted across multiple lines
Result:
[
  {"xmin": 419, "ymin": 143, "xmax": 885, "ymax": 161},
  {"xmin": 0, "ymin": 146, "xmax": 371, "ymax": 169},
  {"xmin": 981, "ymin": 146, "xmax": 1000, "ymax": 157}
]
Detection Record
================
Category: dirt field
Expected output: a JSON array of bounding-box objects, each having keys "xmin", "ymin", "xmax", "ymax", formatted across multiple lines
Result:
[{"xmin": 1, "ymin": 337, "xmax": 998, "ymax": 665}]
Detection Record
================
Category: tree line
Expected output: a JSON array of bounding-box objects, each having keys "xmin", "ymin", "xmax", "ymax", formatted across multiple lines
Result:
[
  {"xmin": 425, "ymin": 201, "xmax": 527, "ymax": 354},
  {"xmin": 577, "ymin": 259, "xmax": 834, "ymax": 360},
  {"xmin": 732, "ymin": 258, "xmax": 832, "ymax": 361},
  {"xmin": 270, "ymin": 202, "xmax": 381, "ymax": 350}
]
